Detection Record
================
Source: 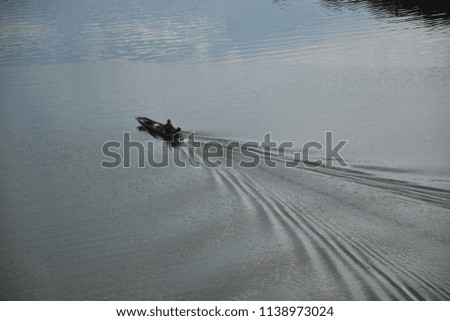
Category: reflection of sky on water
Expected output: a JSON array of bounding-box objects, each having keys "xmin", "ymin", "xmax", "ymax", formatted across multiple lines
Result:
[{"xmin": 0, "ymin": 0, "xmax": 449, "ymax": 66}]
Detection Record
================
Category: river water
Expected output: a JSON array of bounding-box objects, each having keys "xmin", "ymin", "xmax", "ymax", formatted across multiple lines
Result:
[{"xmin": 1, "ymin": 0, "xmax": 449, "ymax": 300}]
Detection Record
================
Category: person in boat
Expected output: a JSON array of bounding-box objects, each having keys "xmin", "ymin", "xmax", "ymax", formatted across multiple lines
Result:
[{"xmin": 163, "ymin": 119, "xmax": 174, "ymax": 133}]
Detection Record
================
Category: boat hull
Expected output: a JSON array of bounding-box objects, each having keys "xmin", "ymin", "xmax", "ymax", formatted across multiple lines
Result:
[{"xmin": 136, "ymin": 117, "xmax": 181, "ymax": 146}]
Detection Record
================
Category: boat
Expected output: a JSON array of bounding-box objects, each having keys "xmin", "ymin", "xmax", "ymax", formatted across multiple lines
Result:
[{"xmin": 136, "ymin": 117, "xmax": 182, "ymax": 146}]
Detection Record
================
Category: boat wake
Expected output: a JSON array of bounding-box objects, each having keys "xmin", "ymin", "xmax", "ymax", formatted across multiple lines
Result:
[{"xmin": 178, "ymin": 135, "xmax": 450, "ymax": 300}]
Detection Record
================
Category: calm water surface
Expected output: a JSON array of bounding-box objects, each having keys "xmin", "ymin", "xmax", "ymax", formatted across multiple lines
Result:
[
  {"xmin": 1, "ymin": 0, "xmax": 450, "ymax": 66},
  {"xmin": 1, "ymin": 0, "xmax": 449, "ymax": 180},
  {"xmin": 1, "ymin": 0, "xmax": 449, "ymax": 300}
]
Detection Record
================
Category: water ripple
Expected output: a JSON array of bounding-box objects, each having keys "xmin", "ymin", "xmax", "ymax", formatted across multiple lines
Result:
[{"xmin": 1, "ymin": 0, "xmax": 449, "ymax": 66}]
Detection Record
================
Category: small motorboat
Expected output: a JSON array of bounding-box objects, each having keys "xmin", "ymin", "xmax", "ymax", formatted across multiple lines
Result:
[{"xmin": 136, "ymin": 117, "xmax": 182, "ymax": 146}]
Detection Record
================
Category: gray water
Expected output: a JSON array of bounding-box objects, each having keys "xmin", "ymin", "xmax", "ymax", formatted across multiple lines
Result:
[{"xmin": 1, "ymin": 0, "xmax": 449, "ymax": 300}]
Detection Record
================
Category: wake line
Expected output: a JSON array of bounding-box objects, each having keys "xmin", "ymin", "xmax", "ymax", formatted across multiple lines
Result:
[
  {"xmin": 223, "ymin": 169, "xmax": 448, "ymax": 300},
  {"xmin": 191, "ymin": 136, "xmax": 450, "ymax": 210},
  {"xmin": 179, "ymin": 137, "xmax": 449, "ymax": 300},
  {"xmin": 227, "ymin": 170, "xmax": 409, "ymax": 300}
]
